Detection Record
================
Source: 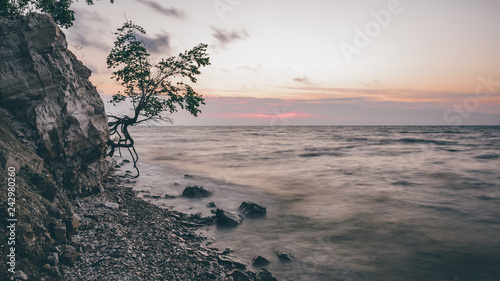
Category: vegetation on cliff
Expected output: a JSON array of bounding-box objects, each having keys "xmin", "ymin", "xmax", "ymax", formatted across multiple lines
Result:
[{"xmin": 0, "ymin": 0, "xmax": 114, "ymax": 28}]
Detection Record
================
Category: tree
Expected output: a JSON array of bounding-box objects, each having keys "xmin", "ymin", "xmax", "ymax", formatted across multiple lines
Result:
[
  {"xmin": 106, "ymin": 21, "xmax": 210, "ymax": 178},
  {"xmin": 0, "ymin": 0, "xmax": 114, "ymax": 28}
]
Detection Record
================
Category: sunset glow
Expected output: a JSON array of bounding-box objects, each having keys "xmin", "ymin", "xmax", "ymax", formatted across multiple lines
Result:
[{"xmin": 66, "ymin": 0, "xmax": 500, "ymax": 125}]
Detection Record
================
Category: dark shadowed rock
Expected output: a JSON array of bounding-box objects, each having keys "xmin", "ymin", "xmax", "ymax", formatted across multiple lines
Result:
[
  {"xmin": 207, "ymin": 202, "xmax": 216, "ymax": 208},
  {"xmin": 255, "ymin": 268, "xmax": 278, "ymax": 281},
  {"xmin": 182, "ymin": 185, "xmax": 213, "ymax": 198},
  {"xmin": 216, "ymin": 208, "xmax": 242, "ymax": 227},
  {"xmin": 53, "ymin": 224, "xmax": 67, "ymax": 243},
  {"xmin": 277, "ymin": 251, "xmax": 294, "ymax": 262},
  {"xmin": 239, "ymin": 202, "xmax": 267, "ymax": 218},
  {"xmin": 252, "ymin": 255, "xmax": 270, "ymax": 267},
  {"xmin": 60, "ymin": 245, "xmax": 79, "ymax": 265},
  {"xmin": 218, "ymin": 255, "xmax": 246, "ymax": 269},
  {"xmin": 228, "ymin": 269, "xmax": 251, "ymax": 281},
  {"xmin": 164, "ymin": 194, "xmax": 176, "ymax": 199}
]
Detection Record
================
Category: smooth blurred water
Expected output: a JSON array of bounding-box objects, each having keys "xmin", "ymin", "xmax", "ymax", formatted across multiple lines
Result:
[{"xmin": 128, "ymin": 126, "xmax": 500, "ymax": 281}]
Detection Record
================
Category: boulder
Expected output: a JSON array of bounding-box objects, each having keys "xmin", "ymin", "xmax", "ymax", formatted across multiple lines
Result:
[
  {"xmin": 255, "ymin": 268, "xmax": 278, "ymax": 281},
  {"xmin": 53, "ymin": 224, "xmax": 67, "ymax": 243},
  {"xmin": 218, "ymin": 255, "xmax": 246, "ymax": 269},
  {"xmin": 277, "ymin": 251, "xmax": 294, "ymax": 262},
  {"xmin": 182, "ymin": 185, "xmax": 213, "ymax": 198},
  {"xmin": 238, "ymin": 202, "xmax": 266, "ymax": 218},
  {"xmin": 60, "ymin": 245, "xmax": 79, "ymax": 265},
  {"xmin": 216, "ymin": 208, "xmax": 242, "ymax": 227},
  {"xmin": 228, "ymin": 269, "xmax": 251, "ymax": 281},
  {"xmin": 252, "ymin": 256, "xmax": 270, "ymax": 267}
]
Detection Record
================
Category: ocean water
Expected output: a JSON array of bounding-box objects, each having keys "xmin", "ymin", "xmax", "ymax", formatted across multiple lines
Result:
[{"xmin": 126, "ymin": 126, "xmax": 500, "ymax": 281}]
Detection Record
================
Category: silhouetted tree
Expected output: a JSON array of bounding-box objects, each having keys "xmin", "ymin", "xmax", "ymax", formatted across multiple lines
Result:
[
  {"xmin": 0, "ymin": 0, "xmax": 114, "ymax": 28},
  {"xmin": 106, "ymin": 21, "xmax": 210, "ymax": 177}
]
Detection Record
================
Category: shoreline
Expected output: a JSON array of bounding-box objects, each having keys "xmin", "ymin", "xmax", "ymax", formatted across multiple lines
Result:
[{"xmin": 63, "ymin": 172, "xmax": 277, "ymax": 281}]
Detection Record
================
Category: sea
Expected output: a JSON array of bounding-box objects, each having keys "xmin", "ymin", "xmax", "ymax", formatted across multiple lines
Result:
[{"xmin": 124, "ymin": 126, "xmax": 500, "ymax": 281}]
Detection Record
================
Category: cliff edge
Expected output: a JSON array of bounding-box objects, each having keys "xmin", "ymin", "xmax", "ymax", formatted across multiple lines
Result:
[
  {"xmin": 0, "ymin": 14, "xmax": 109, "ymax": 280},
  {"xmin": 0, "ymin": 14, "xmax": 109, "ymax": 197}
]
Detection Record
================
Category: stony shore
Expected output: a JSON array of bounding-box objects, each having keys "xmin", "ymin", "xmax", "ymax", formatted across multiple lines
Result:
[{"xmin": 61, "ymin": 174, "xmax": 277, "ymax": 281}]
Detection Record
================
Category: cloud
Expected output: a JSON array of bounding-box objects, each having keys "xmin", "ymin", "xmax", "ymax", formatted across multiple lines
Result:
[
  {"xmin": 361, "ymin": 79, "xmax": 381, "ymax": 88},
  {"xmin": 211, "ymin": 27, "xmax": 249, "ymax": 48},
  {"xmin": 66, "ymin": 7, "xmax": 112, "ymax": 51},
  {"xmin": 293, "ymin": 76, "xmax": 312, "ymax": 85},
  {"xmin": 136, "ymin": 32, "xmax": 171, "ymax": 55},
  {"xmin": 137, "ymin": 0, "xmax": 184, "ymax": 18}
]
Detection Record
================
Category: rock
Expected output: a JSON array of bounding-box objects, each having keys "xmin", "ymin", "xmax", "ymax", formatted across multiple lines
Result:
[
  {"xmin": 252, "ymin": 256, "xmax": 270, "ymax": 267},
  {"xmin": 164, "ymin": 194, "xmax": 176, "ymax": 199},
  {"xmin": 184, "ymin": 174, "xmax": 193, "ymax": 178},
  {"xmin": 65, "ymin": 217, "xmax": 80, "ymax": 233},
  {"xmin": 53, "ymin": 224, "xmax": 67, "ymax": 243},
  {"xmin": 207, "ymin": 202, "xmax": 216, "ymax": 208},
  {"xmin": 152, "ymin": 195, "xmax": 161, "ymax": 199},
  {"xmin": 182, "ymin": 185, "xmax": 213, "ymax": 198},
  {"xmin": 60, "ymin": 245, "xmax": 79, "ymax": 265},
  {"xmin": 228, "ymin": 269, "xmax": 251, "ymax": 281},
  {"xmin": 238, "ymin": 202, "xmax": 266, "ymax": 218},
  {"xmin": 11, "ymin": 270, "xmax": 28, "ymax": 281},
  {"xmin": 42, "ymin": 263, "xmax": 51, "ymax": 270},
  {"xmin": 103, "ymin": 202, "xmax": 120, "ymax": 209},
  {"xmin": 47, "ymin": 252, "xmax": 59, "ymax": 266},
  {"xmin": 218, "ymin": 255, "xmax": 247, "ymax": 269},
  {"xmin": 255, "ymin": 268, "xmax": 278, "ymax": 281},
  {"xmin": 277, "ymin": 251, "xmax": 294, "ymax": 262},
  {"xmin": 215, "ymin": 208, "xmax": 242, "ymax": 227}
]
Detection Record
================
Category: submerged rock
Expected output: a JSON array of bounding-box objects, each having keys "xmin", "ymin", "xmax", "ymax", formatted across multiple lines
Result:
[
  {"xmin": 216, "ymin": 208, "xmax": 242, "ymax": 227},
  {"xmin": 182, "ymin": 185, "xmax": 213, "ymax": 198},
  {"xmin": 238, "ymin": 202, "xmax": 267, "ymax": 218}
]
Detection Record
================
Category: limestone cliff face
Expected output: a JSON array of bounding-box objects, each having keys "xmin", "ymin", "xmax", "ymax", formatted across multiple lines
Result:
[{"xmin": 0, "ymin": 14, "xmax": 110, "ymax": 196}]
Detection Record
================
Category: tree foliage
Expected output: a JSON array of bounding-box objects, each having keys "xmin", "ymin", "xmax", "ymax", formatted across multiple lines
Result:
[
  {"xmin": 107, "ymin": 21, "xmax": 210, "ymax": 177},
  {"xmin": 0, "ymin": 0, "xmax": 114, "ymax": 28}
]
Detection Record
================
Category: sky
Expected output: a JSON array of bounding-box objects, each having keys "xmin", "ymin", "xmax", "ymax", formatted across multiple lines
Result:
[{"xmin": 65, "ymin": 0, "xmax": 500, "ymax": 125}]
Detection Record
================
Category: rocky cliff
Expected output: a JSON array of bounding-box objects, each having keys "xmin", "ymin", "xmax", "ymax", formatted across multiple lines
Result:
[
  {"xmin": 0, "ymin": 14, "xmax": 110, "ymax": 280},
  {"xmin": 0, "ymin": 14, "xmax": 110, "ymax": 196}
]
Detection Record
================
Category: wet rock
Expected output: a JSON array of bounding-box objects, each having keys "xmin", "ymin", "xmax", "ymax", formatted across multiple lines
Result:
[
  {"xmin": 207, "ymin": 202, "xmax": 216, "ymax": 208},
  {"xmin": 184, "ymin": 174, "xmax": 194, "ymax": 178},
  {"xmin": 255, "ymin": 268, "xmax": 278, "ymax": 281},
  {"xmin": 216, "ymin": 208, "xmax": 242, "ymax": 227},
  {"xmin": 228, "ymin": 269, "xmax": 251, "ymax": 281},
  {"xmin": 182, "ymin": 185, "xmax": 213, "ymax": 198},
  {"xmin": 164, "ymin": 194, "xmax": 176, "ymax": 199},
  {"xmin": 252, "ymin": 255, "xmax": 270, "ymax": 267},
  {"xmin": 239, "ymin": 202, "xmax": 266, "ymax": 218},
  {"xmin": 277, "ymin": 251, "xmax": 294, "ymax": 262},
  {"xmin": 10, "ymin": 270, "xmax": 28, "ymax": 281}
]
